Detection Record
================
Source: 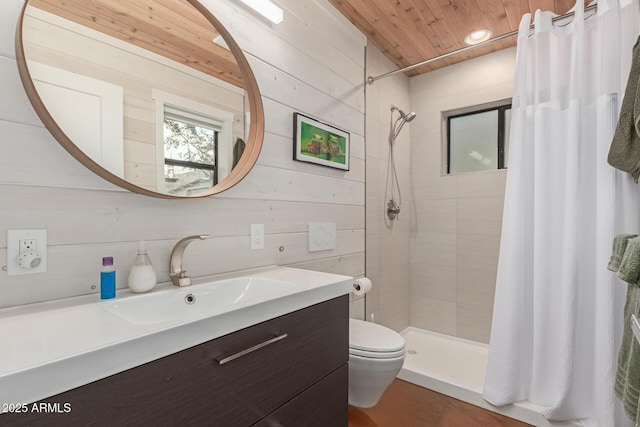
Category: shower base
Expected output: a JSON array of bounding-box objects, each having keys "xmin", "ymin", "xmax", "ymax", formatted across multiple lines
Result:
[{"xmin": 398, "ymin": 327, "xmax": 582, "ymax": 427}]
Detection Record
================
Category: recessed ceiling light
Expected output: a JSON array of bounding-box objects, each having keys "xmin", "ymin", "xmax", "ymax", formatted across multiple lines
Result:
[
  {"xmin": 464, "ymin": 29, "xmax": 492, "ymax": 45},
  {"xmin": 238, "ymin": 0, "xmax": 284, "ymax": 24}
]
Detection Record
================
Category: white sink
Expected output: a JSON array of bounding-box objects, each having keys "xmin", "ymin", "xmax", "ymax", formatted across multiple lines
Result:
[
  {"xmin": 103, "ymin": 277, "xmax": 296, "ymax": 325},
  {"xmin": 2, "ymin": 266, "xmax": 354, "ymax": 405}
]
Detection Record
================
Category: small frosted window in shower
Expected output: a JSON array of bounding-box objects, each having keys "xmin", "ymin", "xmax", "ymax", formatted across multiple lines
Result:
[{"xmin": 446, "ymin": 102, "xmax": 511, "ymax": 174}]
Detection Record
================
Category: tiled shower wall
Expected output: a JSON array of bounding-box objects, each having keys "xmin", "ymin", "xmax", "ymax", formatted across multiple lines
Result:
[
  {"xmin": 408, "ymin": 47, "xmax": 516, "ymax": 343},
  {"xmin": 364, "ymin": 44, "xmax": 411, "ymax": 332}
]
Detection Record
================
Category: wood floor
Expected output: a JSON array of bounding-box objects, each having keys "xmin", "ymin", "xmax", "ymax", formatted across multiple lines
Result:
[{"xmin": 348, "ymin": 379, "xmax": 533, "ymax": 427}]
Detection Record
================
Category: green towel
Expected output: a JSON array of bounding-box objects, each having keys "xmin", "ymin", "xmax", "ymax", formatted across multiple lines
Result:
[
  {"xmin": 615, "ymin": 285, "xmax": 640, "ymax": 424},
  {"xmin": 608, "ymin": 37, "xmax": 640, "ymax": 182},
  {"xmin": 610, "ymin": 234, "xmax": 638, "ymax": 272},
  {"xmin": 232, "ymin": 138, "xmax": 245, "ymax": 168},
  {"xmin": 618, "ymin": 237, "xmax": 640, "ymax": 283}
]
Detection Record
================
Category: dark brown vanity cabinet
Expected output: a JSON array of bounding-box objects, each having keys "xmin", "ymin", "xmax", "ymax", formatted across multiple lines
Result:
[{"xmin": 2, "ymin": 295, "xmax": 349, "ymax": 426}]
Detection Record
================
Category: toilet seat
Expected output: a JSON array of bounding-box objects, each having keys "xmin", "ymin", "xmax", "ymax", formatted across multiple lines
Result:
[
  {"xmin": 349, "ymin": 319, "xmax": 405, "ymax": 359},
  {"xmin": 349, "ymin": 347, "xmax": 406, "ymax": 359}
]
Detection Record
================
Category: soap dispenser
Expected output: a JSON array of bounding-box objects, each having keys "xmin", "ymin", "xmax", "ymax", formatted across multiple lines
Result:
[{"xmin": 128, "ymin": 240, "xmax": 157, "ymax": 293}]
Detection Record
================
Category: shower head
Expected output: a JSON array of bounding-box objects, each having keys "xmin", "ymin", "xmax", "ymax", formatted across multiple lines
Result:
[
  {"xmin": 391, "ymin": 105, "xmax": 416, "ymax": 123},
  {"xmin": 403, "ymin": 111, "xmax": 417, "ymax": 122},
  {"xmin": 391, "ymin": 108, "xmax": 417, "ymax": 139}
]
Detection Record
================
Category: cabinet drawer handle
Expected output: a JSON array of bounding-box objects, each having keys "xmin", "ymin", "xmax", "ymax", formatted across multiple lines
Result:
[{"xmin": 215, "ymin": 333, "xmax": 288, "ymax": 365}]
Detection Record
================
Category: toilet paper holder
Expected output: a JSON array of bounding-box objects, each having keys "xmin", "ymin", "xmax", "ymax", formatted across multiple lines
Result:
[{"xmin": 353, "ymin": 277, "xmax": 372, "ymax": 296}]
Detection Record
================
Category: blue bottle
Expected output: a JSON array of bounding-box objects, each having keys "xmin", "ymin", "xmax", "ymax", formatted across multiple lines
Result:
[{"xmin": 100, "ymin": 257, "xmax": 116, "ymax": 299}]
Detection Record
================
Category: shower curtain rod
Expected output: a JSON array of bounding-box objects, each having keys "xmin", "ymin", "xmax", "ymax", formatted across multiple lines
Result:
[{"xmin": 366, "ymin": 3, "xmax": 598, "ymax": 85}]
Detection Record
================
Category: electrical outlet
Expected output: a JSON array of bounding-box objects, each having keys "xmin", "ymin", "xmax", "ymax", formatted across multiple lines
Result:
[
  {"xmin": 20, "ymin": 239, "xmax": 37, "ymax": 253},
  {"xmin": 7, "ymin": 229, "xmax": 47, "ymax": 276},
  {"xmin": 251, "ymin": 224, "xmax": 264, "ymax": 250}
]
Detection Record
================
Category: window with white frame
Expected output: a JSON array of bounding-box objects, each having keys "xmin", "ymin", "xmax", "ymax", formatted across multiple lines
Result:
[
  {"xmin": 445, "ymin": 100, "xmax": 511, "ymax": 174},
  {"xmin": 152, "ymin": 89, "xmax": 235, "ymax": 195},
  {"xmin": 163, "ymin": 105, "xmax": 221, "ymax": 195}
]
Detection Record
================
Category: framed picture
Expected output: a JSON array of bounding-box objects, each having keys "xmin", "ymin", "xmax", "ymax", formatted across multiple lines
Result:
[{"xmin": 293, "ymin": 113, "xmax": 350, "ymax": 170}]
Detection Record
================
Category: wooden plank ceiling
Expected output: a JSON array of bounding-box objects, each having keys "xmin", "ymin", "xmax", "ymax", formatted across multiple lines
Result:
[
  {"xmin": 29, "ymin": 0, "xmax": 244, "ymax": 88},
  {"xmin": 328, "ymin": 0, "xmax": 577, "ymax": 76}
]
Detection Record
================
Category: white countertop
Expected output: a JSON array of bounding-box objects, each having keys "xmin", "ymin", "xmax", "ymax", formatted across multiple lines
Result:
[{"xmin": 0, "ymin": 266, "xmax": 353, "ymax": 404}]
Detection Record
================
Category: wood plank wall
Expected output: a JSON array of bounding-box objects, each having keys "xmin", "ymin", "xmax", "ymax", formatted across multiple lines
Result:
[{"xmin": 0, "ymin": 0, "xmax": 366, "ymax": 308}]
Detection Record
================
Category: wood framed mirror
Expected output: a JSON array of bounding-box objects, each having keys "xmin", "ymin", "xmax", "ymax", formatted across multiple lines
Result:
[{"xmin": 16, "ymin": 0, "xmax": 264, "ymax": 198}]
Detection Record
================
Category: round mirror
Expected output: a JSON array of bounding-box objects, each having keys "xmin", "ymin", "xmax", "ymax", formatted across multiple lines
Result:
[{"xmin": 16, "ymin": 0, "xmax": 264, "ymax": 198}]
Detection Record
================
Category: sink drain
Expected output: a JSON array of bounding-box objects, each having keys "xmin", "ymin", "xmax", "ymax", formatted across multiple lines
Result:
[
  {"xmin": 407, "ymin": 349, "xmax": 417, "ymax": 355},
  {"xmin": 184, "ymin": 294, "xmax": 196, "ymax": 304}
]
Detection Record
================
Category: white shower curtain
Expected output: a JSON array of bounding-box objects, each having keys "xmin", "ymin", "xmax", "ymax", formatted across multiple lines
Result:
[{"xmin": 482, "ymin": 1, "xmax": 640, "ymax": 425}]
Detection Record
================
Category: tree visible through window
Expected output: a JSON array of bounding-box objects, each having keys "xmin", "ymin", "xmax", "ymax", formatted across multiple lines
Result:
[{"xmin": 163, "ymin": 106, "xmax": 220, "ymax": 195}]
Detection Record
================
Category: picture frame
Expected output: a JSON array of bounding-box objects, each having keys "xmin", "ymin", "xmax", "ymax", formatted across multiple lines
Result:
[{"xmin": 293, "ymin": 113, "xmax": 350, "ymax": 171}]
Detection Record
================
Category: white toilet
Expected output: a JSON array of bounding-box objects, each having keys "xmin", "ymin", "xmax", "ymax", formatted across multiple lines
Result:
[{"xmin": 348, "ymin": 318, "xmax": 406, "ymax": 408}]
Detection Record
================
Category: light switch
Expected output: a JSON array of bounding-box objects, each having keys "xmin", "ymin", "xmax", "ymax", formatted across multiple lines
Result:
[
  {"xmin": 251, "ymin": 224, "xmax": 264, "ymax": 250},
  {"xmin": 308, "ymin": 223, "xmax": 336, "ymax": 252}
]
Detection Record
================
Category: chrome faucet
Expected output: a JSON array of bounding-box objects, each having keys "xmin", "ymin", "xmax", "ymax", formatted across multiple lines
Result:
[{"xmin": 169, "ymin": 235, "xmax": 211, "ymax": 287}]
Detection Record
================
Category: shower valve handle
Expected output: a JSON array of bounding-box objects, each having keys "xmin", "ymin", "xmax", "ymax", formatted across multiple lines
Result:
[{"xmin": 387, "ymin": 200, "xmax": 401, "ymax": 220}]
